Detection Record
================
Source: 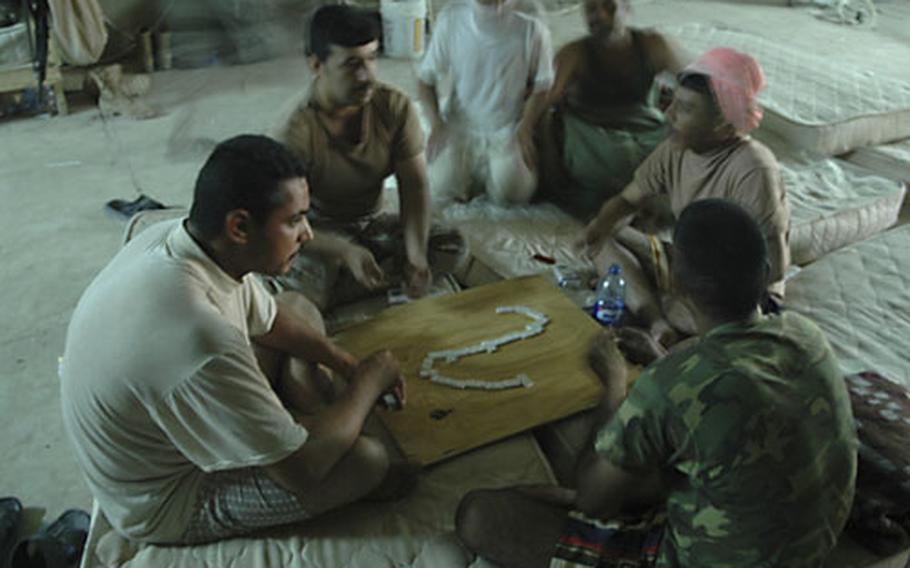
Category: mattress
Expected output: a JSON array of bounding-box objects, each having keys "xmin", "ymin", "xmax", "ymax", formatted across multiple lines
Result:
[
  {"xmin": 80, "ymin": 434, "xmax": 554, "ymax": 568},
  {"xmin": 786, "ymin": 224, "xmax": 910, "ymax": 389},
  {"xmin": 782, "ymin": 157, "xmax": 906, "ymax": 265},
  {"xmin": 0, "ymin": 23, "xmax": 32, "ymax": 68},
  {"xmin": 663, "ymin": 23, "xmax": 910, "ymax": 156},
  {"xmin": 436, "ymin": 201, "xmax": 592, "ymax": 287},
  {"xmin": 432, "ymin": 157, "xmax": 904, "ymax": 285},
  {"xmin": 846, "ymin": 137, "xmax": 910, "ymax": 184}
]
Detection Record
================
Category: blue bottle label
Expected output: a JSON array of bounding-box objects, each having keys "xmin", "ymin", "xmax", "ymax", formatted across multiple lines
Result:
[{"xmin": 592, "ymin": 299, "xmax": 624, "ymax": 325}]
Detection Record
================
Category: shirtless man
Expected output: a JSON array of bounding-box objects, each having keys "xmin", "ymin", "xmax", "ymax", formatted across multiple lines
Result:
[{"xmin": 538, "ymin": 0, "xmax": 683, "ymax": 217}]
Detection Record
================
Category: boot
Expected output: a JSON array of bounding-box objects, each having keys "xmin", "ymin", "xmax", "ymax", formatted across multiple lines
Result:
[
  {"xmin": 0, "ymin": 497, "xmax": 23, "ymax": 567},
  {"xmin": 10, "ymin": 509, "xmax": 90, "ymax": 568},
  {"xmin": 104, "ymin": 194, "xmax": 167, "ymax": 221}
]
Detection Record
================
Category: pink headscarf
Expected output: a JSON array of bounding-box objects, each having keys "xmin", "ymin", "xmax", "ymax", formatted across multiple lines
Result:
[{"xmin": 682, "ymin": 47, "xmax": 766, "ymax": 134}]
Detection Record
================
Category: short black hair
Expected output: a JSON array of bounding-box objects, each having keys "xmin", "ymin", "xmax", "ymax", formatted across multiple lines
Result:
[
  {"xmin": 188, "ymin": 135, "xmax": 307, "ymax": 239},
  {"xmin": 672, "ymin": 199, "xmax": 768, "ymax": 320},
  {"xmin": 678, "ymin": 72, "xmax": 720, "ymax": 116},
  {"xmin": 308, "ymin": 4, "xmax": 381, "ymax": 62}
]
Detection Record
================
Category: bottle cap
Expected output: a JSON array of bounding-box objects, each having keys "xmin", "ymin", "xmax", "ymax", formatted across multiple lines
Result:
[{"xmin": 607, "ymin": 263, "xmax": 622, "ymax": 275}]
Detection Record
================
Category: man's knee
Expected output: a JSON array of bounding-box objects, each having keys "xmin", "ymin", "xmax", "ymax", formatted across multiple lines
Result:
[
  {"xmin": 488, "ymin": 171, "xmax": 536, "ymax": 205},
  {"xmin": 455, "ymin": 489, "xmax": 499, "ymax": 553},
  {"xmin": 428, "ymin": 229, "xmax": 470, "ymax": 275},
  {"xmin": 350, "ymin": 435, "xmax": 391, "ymax": 488},
  {"xmin": 276, "ymin": 290, "xmax": 326, "ymax": 334},
  {"xmin": 615, "ymin": 226, "xmax": 651, "ymax": 259},
  {"xmin": 429, "ymin": 148, "xmax": 471, "ymax": 204}
]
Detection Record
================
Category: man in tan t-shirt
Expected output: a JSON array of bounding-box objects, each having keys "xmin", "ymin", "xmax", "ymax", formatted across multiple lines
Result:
[
  {"xmin": 579, "ymin": 48, "xmax": 790, "ymax": 343},
  {"xmin": 61, "ymin": 135, "xmax": 410, "ymax": 545},
  {"xmin": 274, "ymin": 5, "xmax": 465, "ymax": 310}
]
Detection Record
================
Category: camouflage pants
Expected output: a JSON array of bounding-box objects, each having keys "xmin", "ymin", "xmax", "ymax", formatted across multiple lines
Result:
[{"xmin": 269, "ymin": 212, "xmax": 468, "ymax": 310}]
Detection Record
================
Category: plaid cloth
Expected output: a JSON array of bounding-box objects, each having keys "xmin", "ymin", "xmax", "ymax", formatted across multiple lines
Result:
[
  {"xmin": 181, "ymin": 467, "xmax": 310, "ymax": 544},
  {"xmin": 550, "ymin": 510, "xmax": 666, "ymax": 568}
]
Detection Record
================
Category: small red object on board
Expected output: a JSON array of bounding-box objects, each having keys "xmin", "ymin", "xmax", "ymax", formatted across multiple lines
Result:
[{"xmin": 532, "ymin": 253, "xmax": 556, "ymax": 265}]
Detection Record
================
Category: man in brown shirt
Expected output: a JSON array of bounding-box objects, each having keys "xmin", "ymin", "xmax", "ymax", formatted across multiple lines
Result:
[
  {"xmin": 275, "ymin": 5, "xmax": 464, "ymax": 309},
  {"xmin": 579, "ymin": 48, "xmax": 790, "ymax": 342}
]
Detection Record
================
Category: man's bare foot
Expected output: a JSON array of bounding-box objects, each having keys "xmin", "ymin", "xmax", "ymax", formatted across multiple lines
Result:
[
  {"xmin": 662, "ymin": 296, "xmax": 697, "ymax": 337},
  {"xmin": 615, "ymin": 327, "xmax": 668, "ymax": 366},
  {"xmin": 513, "ymin": 485, "xmax": 576, "ymax": 507},
  {"xmin": 649, "ymin": 318, "xmax": 680, "ymax": 349}
]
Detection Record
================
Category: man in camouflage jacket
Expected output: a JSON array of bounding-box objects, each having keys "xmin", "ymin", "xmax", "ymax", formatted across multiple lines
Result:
[{"xmin": 454, "ymin": 199, "xmax": 857, "ymax": 568}]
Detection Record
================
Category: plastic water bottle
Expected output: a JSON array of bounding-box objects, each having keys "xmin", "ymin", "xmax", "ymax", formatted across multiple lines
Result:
[{"xmin": 591, "ymin": 263, "xmax": 626, "ymax": 326}]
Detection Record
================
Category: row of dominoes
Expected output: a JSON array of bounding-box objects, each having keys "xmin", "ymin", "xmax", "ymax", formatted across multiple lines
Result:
[
  {"xmin": 495, "ymin": 305, "xmax": 548, "ymax": 324},
  {"xmin": 422, "ymin": 305, "xmax": 549, "ymax": 363},
  {"xmin": 427, "ymin": 372, "xmax": 535, "ymax": 391},
  {"xmin": 418, "ymin": 305, "xmax": 549, "ymax": 391}
]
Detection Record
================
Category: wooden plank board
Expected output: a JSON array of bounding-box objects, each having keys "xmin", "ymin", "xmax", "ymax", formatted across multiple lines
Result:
[{"xmin": 334, "ymin": 275, "xmax": 637, "ymax": 466}]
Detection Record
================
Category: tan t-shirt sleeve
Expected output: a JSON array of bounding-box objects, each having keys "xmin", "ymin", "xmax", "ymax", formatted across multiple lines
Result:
[
  {"xmin": 271, "ymin": 95, "xmax": 308, "ymax": 143},
  {"xmin": 729, "ymin": 165, "xmax": 791, "ymax": 291},
  {"xmin": 154, "ymin": 344, "xmax": 308, "ymax": 473},
  {"xmin": 243, "ymin": 275, "xmax": 278, "ymax": 337},
  {"xmin": 279, "ymin": 104, "xmax": 316, "ymax": 170},
  {"xmin": 390, "ymin": 93, "xmax": 426, "ymax": 163},
  {"xmin": 628, "ymin": 139, "xmax": 673, "ymax": 206}
]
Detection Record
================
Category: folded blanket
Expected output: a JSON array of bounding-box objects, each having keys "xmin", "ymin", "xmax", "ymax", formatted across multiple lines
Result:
[{"xmin": 845, "ymin": 371, "xmax": 910, "ymax": 556}]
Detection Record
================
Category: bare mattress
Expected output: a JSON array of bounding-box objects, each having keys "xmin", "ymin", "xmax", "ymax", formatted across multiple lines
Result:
[
  {"xmin": 786, "ymin": 224, "xmax": 910, "ymax": 389},
  {"xmin": 663, "ymin": 23, "xmax": 910, "ymax": 156},
  {"xmin": 846, "ymin": 137, "xmax": 910, "ymax": 184},
  {"xmin": 80, "ymin": 434, "xmax": 553, "ymax": 568},
  {"xmin": 783, "ymin": 158, "xmax": 905, "ymax": 266}
]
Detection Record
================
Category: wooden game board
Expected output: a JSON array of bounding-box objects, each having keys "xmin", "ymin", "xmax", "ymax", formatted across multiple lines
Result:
[{"xmin": 334, "ymin": 275, "xmax": 638, "ymax": 466}]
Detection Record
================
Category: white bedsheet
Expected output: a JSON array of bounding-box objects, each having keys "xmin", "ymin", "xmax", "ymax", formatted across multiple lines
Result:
[
  {"xmin": 433, "ymin": 157, "xmax": 904, "ymax": 284},
  {"xmin": 438, "ymin": 200, "xmax": 591, "ymax": 285},
  {"xmin": 663, "ymin": 23, "xmax": 910, "ymax": 156},
  {"xmin": 81, "ymin": 434, "xmax": 555, "ymax": 568},
  {"xmin": 786, "ymin": 224, "xmax": 910, "ymax": 388}
]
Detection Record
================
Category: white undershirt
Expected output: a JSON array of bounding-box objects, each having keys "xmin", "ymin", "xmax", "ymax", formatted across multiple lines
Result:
[{"xmin": 417, "ymin": 0, "xmax": 554, "ymax": 133}]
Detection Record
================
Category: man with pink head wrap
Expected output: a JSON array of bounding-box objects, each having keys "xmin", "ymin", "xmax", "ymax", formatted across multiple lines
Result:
[
  {"xmin": 579, "ymin": 46, "xmax": 790, "ymax": 344},
  {"xmin": 683, "ymin": 47, "xmax": 767, "ymax": 134}
]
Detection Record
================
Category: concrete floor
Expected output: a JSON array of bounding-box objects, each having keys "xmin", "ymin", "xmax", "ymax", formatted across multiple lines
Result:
[{"xmin": 1, "ymin": 0, "xmax": 909, "ymax": 528}]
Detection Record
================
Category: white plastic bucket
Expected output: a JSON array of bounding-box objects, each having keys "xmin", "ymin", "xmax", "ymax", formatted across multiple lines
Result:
[{"xmin": 380, "ymin": 0, "xmax": 426, "ymax": 59}]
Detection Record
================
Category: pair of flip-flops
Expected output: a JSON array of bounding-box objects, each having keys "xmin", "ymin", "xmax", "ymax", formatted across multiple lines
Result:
[
  {"xmin": 1, "ymin": 497, "xmax": 90, "ymax": 568},
  {"xmin": 104, "ymin": 194, "xmax": 167, "ymax": 220}
]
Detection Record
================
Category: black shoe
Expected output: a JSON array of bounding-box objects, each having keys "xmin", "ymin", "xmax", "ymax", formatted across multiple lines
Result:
[
  {"xmin": 104, "ymin": 194, "xmax": 166, "ymax": 220},
  {"xmin": 10, "ymin": 509, "xmax": 90, "ymax": 568},
  {"xmin": 0, "ymin": 497, "xmax": 23, "ymax": 566}
]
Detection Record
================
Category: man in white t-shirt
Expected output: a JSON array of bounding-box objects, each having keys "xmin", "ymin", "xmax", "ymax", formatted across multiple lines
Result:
[
  {"xmin": 417, "ymin": 0, "xmax": 554, "ymax": 205},
  {"xmin": 60, "ymin": 135, "xmax": 408, "ymax": 545}
]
